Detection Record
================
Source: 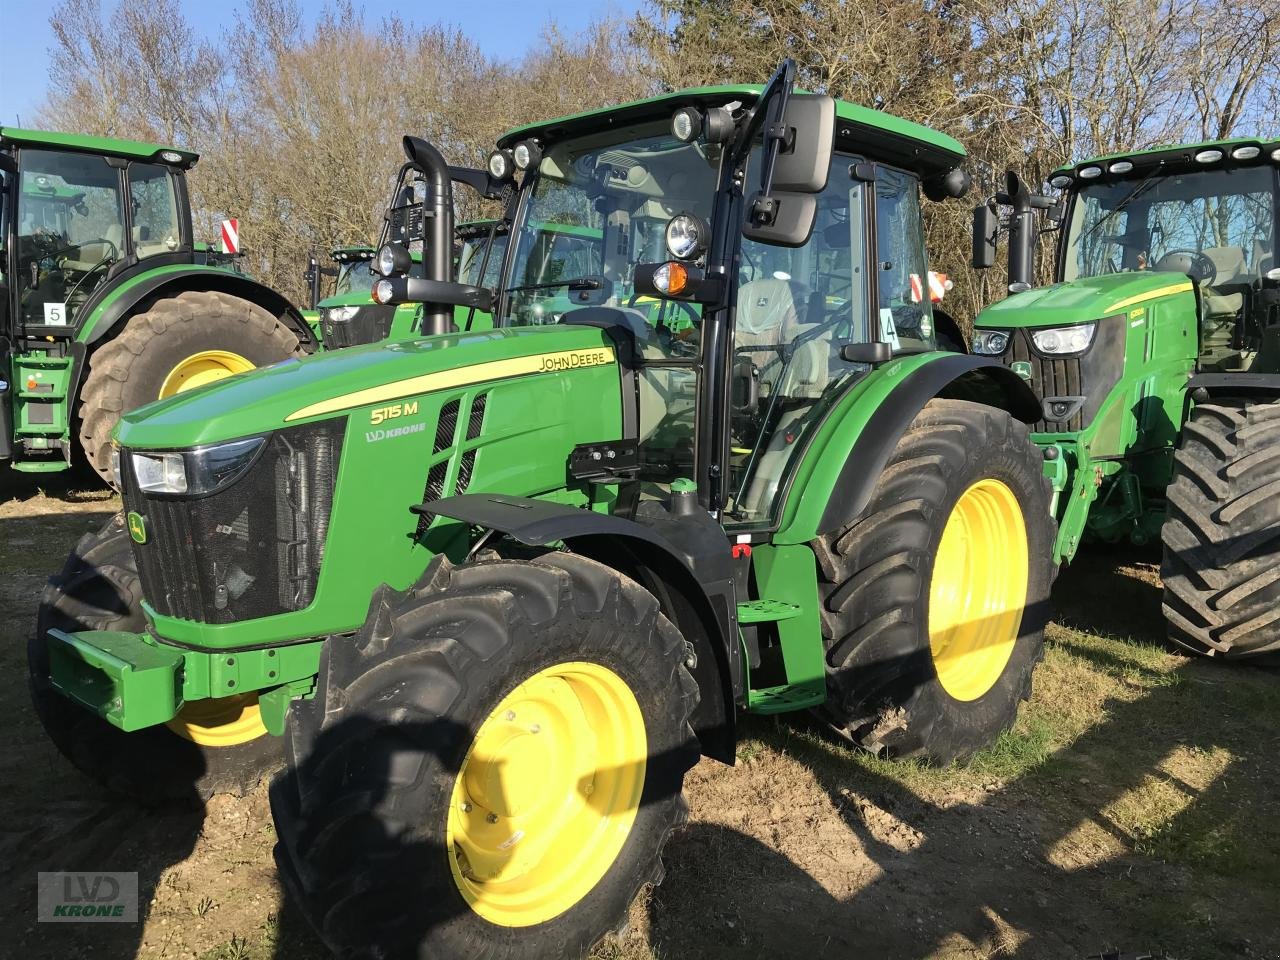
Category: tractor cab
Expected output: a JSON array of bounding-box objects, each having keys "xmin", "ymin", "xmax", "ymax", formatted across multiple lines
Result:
[
  {"xmin": 1, "ymin": 129, "xmax": 196, "ymax": 334},
  {"xmin": 1054, "ymin": 143, "xmax": 1280, "ymax": 373}
]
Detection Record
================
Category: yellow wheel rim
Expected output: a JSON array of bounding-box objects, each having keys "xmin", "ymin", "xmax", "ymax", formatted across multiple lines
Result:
[
  {"xmin": 928, "ymin": 478, "xmax": 1029, "ymax": 702},
  {"xmin": 165, "ymin": 694, "xmax": 269, "ymax": 747},
  {"xmin": 447, "ymin": 661, "xmax": 646, "ymax": 927},
  {"xmin": 157, "ymin": 350, "xmax": 255, "ymax": 398}
]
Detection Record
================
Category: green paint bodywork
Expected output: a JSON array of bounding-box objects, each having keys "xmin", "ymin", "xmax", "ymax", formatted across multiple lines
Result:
[{"xmin": 0, "ymin": 126, "xmax": 198, "ymax": 167}]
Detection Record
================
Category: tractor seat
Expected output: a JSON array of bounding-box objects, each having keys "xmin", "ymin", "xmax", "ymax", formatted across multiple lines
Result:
[
  {"xmin": 1201, "ymin": 245, "xmax": 1247, "ymax": 319},
  {"xmin": 736, "ymin": 277, "xmax": 804, "ymax": 392}
]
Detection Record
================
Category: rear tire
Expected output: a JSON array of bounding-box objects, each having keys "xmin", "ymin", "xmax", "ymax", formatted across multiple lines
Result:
[
  {"xmin": 1162, "ymin": 398, "xmax": 1280, "ymax": 659},
  {"xmin": 271, "ymin": 553, "xmax": 699, "ymax": 960},
  {"xmin": 813, "ymin": 399, "xmax": 1056, "ymax": 763},
  {"xmin": 78, "ymin": 291, "xmax": 303, "ymax": 484},
  {"xmin": 32, "ymin": 515, "xmax": 282, "ymax": 802}
]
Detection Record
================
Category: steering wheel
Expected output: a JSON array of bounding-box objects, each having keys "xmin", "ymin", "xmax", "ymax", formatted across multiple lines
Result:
[
  {"xmin": 1155, "ymin": 249, "xmax": 1217, "ymax": 285},
  {"xmin": 625, "ymin": 291, "xmax": 701, "ymax": 356},
  {"xmin": 63, "ymin": 240, "xmax": 120, "ymax": 305}
]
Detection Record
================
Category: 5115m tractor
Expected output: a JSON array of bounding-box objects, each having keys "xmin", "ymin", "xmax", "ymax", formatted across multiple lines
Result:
[
  {"xmin": 0, "ymin": 128, "xmax": 316, "ymax": 483},
  {"xmin": 972, "ymin": 139, "xmax": 1280, "ymax": 659},
  {"xmin": 35, "ymin": 62, "xmax": 1052, "ymax": 958}
]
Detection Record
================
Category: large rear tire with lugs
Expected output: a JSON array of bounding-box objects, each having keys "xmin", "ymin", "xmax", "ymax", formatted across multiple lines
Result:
[
  {"xmin": 813, "ymin": 399, "xmax": 1057, "ymax": 764},
  {"xmin": 31, "ymin": 514, "xmax": 283, "ymax": 802},
  {"xmin": 270, "ymin": 553, "xmax": 700, "ymax": 960},
  {"xmin": 1162, "ymin": 397, "xmax": 1280, "ymax": 659},
  {"xmin": 78, "ymin": 290, "xmax": 303, "ymax": 484}
]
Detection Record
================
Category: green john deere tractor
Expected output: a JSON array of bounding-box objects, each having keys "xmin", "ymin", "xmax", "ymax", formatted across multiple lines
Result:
[
  {"xmin": 0, "ymin": 128, "xmax": 316, "ymax": 482},
  {"xmin": 35, "ymin": 62, "xmax": 1053, "ymax": 956},
  {"xmin": 301, "ymin": 244, "xmax": 375, "ymax": 330},
  {"xmin": 972, "ymin": 138, "xmax": 1280, "ymax": 659}
]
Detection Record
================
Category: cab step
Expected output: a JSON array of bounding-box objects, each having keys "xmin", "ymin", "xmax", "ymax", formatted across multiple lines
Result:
[{"xmin": 736, "ymin": 599, "xmax": 803, "ymax": 624}]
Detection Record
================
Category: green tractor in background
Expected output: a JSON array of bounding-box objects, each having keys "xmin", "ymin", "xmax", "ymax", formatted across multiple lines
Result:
[
  {"xmin": 301, "ymin": 244, "xmax": 375, "ymax": 330},
  {"xmin": 972, "ymin": 138, "xmax": 1280, "ymax": 659},
  {"xmin": 35, "ymin": 63, "xmax": 1054, "ymax": 957},
  {"xmin": 0, "ymin": 128, "xmax": 316, "ymax": 483}
]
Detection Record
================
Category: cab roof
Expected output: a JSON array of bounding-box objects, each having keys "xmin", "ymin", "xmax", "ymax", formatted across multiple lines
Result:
[
  {"xmin": 0, "ymin": 127, "xmax": 199, "ymax": 169},
  {"xmin": 1051, "ymin": 137, "xmax": 1280, "ymax": 184},
  {"xmin": 497, "ymin": 85, "xmax": 966, "ymax": 178}
]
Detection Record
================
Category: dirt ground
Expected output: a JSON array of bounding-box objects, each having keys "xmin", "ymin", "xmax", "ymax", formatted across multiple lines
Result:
[{"xmin": 1, "ymin": 471, "xmax": 1277, "ymax": 960}]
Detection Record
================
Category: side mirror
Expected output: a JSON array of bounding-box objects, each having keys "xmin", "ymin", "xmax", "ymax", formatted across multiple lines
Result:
[
  {"xmin": 0, "ymin": 153, "xmax": 16, "ymax": 175},
  {"xmin": 743, "ymin": 93, "xmax": 836, "ymax": 247},
  {"xmin": 972, "ymin": 204, "xmax": 998, "ymax": 269}
]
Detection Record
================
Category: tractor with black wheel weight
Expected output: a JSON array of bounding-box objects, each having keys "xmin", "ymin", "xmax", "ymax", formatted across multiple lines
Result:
[
  {"xmin": 34, "ymin": 62, "xmax": 1056, "ymax": 956},
  {"xmin": 972, "ymin": 139, "xmax": 1280, "ymax": 659},
  {"xmin": 0, "ymin": 127, "xmax": 316, "ymax": 484}
]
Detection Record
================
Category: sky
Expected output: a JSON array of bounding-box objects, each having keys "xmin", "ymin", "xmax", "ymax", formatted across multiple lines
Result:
[{"xmin": 0, "ymin": 0, "xmax": 644, "ymax": 126}]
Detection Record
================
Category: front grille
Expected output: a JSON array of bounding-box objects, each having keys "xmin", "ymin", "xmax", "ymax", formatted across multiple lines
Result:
[
  {"xmin": 1005, "ymin": 329, "xmax": 1083, "ymax": 432},
  {"xmin": 321, "ymin": 304, "xmax": 398, "ymax": 349},
  {"xmin": 124, "ymin": 420, "xmax": 345, "ymax": 624}
]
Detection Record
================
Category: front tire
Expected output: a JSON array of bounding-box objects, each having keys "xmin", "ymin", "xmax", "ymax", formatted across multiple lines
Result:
[
  {"xmin": 1162, "ymin": 398, "xmax": 1280, "ymax": 659},
  {"xmin": 271, "ymin": 553, "xmax": 699, "ymax": 960},
  {"xmin": 32, "ymin": 515, "xmax": 283, "ymax": 802},
  {"xmin": 78, "ymin": 290, "xmax": 303, "ymax": 484},
  {"xmin": 813, "ymin": 399, "xmax": 1056, "ymax": 763}
]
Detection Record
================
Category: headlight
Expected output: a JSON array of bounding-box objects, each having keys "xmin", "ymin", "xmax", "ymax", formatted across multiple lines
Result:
[
  {"xmin": 131, "ymin": 451, "xmax": 188, "ymax": 494},
  {"xmin": 972, "ymin": 329, "xmax": 1010, "ymax": 355},
  {"xmin": 372, "ymin": 279, "xmax": 396, "ymax": 304},
  {"xmin": 513, "ymin": 140, "xmax": 542, "ymax": 171},
  {"xmin": 1032, "ymin": 323, "xmax": 1096, "ymax": 354},
  {"xmin": 130, "ymin": 437, "xmax": 265, "ymax": 497},
  {"xmin": 653, "ymin": 261, "xmax": 690, "ymax": 296},
  {"xmin": 671, "ymin": 107, "xmax": 703, "ymax": 143},
  {"xmin": 665, "ymin": 213, "xmax": 709, "ymax": 260},
  {"xmin": 323, "ymin": 305, "xmax": 360, "ymax": 322},
  {"xmin": 487, "ymin": 149, "xmax": 515, "ymax": 181},
  {"xmin": 376, "ymin": 243, "xmax": 411, "ymax": 277}
]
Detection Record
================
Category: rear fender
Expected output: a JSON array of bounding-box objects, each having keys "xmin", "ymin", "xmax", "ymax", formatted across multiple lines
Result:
[{"xmin": 775, "ymin": 353, "xmax": 1041, "ymax": 544}]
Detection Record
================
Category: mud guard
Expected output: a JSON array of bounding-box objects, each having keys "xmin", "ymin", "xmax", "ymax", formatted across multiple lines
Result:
[{"xmin": 417, "ymin": 493, "xmax": 740, "ymax": 763}]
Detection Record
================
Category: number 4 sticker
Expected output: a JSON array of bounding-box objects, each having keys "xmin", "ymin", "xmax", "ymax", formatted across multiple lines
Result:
[{"xmin": 43, "ymin": 302, "xmax": 68, "ymax": 325}]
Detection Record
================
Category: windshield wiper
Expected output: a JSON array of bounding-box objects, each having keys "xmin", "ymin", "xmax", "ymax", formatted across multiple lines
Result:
[
  {"xmin": 504, "ymin": 276, "xmax": 603, "ymax": 294},
  {"xmin": 1075, "ymin": 164, "xmax": 1164, "ymax": 250}
]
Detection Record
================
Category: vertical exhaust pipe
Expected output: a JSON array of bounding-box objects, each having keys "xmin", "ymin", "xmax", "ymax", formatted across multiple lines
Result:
[{"xmin": 402, "ymin": 135, "xmax": 456, "ymax": 336}]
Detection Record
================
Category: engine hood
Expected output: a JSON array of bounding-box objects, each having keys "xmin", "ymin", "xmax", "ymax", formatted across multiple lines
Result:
[
  {"xmin": 976, "ymin": 271, "xmax": 1195, "ymax": 329},
  {"xmin": 115, "ymin": 324, "xmax": 619, "ymax": 449}
]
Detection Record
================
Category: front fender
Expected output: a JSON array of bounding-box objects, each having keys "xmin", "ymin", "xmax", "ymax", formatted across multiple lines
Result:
[
  {"xmin": 773, "ymin": 352, "xmax": 1041, "ymax": 544},
  {"xmin": 420, "ymin": 493, "xmax": 739, "ymax": 763}
]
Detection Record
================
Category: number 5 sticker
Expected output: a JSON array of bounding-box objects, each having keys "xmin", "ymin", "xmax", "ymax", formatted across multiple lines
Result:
[{"xmin": 43, "ymin": 302, "xmax": 67, "ymax": 325}]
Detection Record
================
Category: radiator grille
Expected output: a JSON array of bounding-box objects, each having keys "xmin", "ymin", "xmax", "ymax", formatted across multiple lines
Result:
[
  {"xmin": 123, "ymin": 420, "xmax": 345, "ymax": 623},
  {"xmin": 1005, "ymin": 329, "xmax": 1083, "ymax": 432}
]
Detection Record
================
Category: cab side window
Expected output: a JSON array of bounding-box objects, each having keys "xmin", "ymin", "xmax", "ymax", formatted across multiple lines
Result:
[
  {"xmin": 875, "ymin": 166, "xmax": 936, "ymax": 352},
  {"xmin": 127, "ymin": 164, "xmax": 181, "ymax": 259}
]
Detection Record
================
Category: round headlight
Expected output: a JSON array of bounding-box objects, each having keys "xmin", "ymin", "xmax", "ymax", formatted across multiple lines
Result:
[
  {"xmin": 513, "ymin": 140, "xmax": 543, "ymax": 171},
  {"xmin": 159, "ymin": 150, "xmax": 184, "ymax": 164},
  {"xmin": 1194, "ymin": 149, "xmax": 1224, "ymax": 164},
  {"xmin": 375, "ymin": 243, "xmax": 411, "ymax": 277},
  {"xmin": 1049, "ymin": 174, "xmax": 1072, "ymax": 190},
  {"xmin": 1272, "ymin": 148, "xmax": 1280, "ymax": 163},
  {"xmin": 1078, "ymin": 166, "xmax": 1102, "ymax": 179},
  {"xmin": 664, "ymin": 213, "xmax": 709, "ymax": 261},
  {"xmin": 1109, "ymin": 160, "xmax": 1133, "ymax": 174},
  {"xmin": 487, "ymin": 149, "xmax": 515, "ymax": 181},
  {"xmin": 1231, "ymin": 145, "xmax": 1261, "ymax": 161},
  {"xmin": 671, "ymin": 107, "xmax": 703, "ymax": 143},
  {"xmin": 971, "ymin": 330, "xmax": 1010, "ymax": 355},
  {"xmin": 373, "ymin": 279, "xmax": 395, "ymax": 304}
]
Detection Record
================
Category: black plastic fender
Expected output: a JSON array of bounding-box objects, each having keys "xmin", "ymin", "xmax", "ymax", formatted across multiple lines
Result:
[
  {"xmin": 815, "ymin": 354, "xmax": 1041, "ymax": 536},
  {"xmin": 1188, "ymin": 372, "xmax": 1280, "ymax": 400},
  {"xmin": 417, "ymin": 493, "xmax": 739, "ymax": 763}
]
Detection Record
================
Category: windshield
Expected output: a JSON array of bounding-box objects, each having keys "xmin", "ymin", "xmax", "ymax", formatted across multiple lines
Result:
[
  {"xmin": 458, "ymin": 231, "xmax": 508, "ymax": 289},
  {"xmin": 1064, "ymin": 166, "xmax": 1277, "ymax": 282},
  {"xmin": 16, "ymin": 149, "xmax": 126, "ymax": 327},
  {"xmin": 503, "ymin": 121, "xmax": 722, "ymax": 327},
  {"xmin": 335, "ymin": 259, "xmax": 374, "ymax": 296}
]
